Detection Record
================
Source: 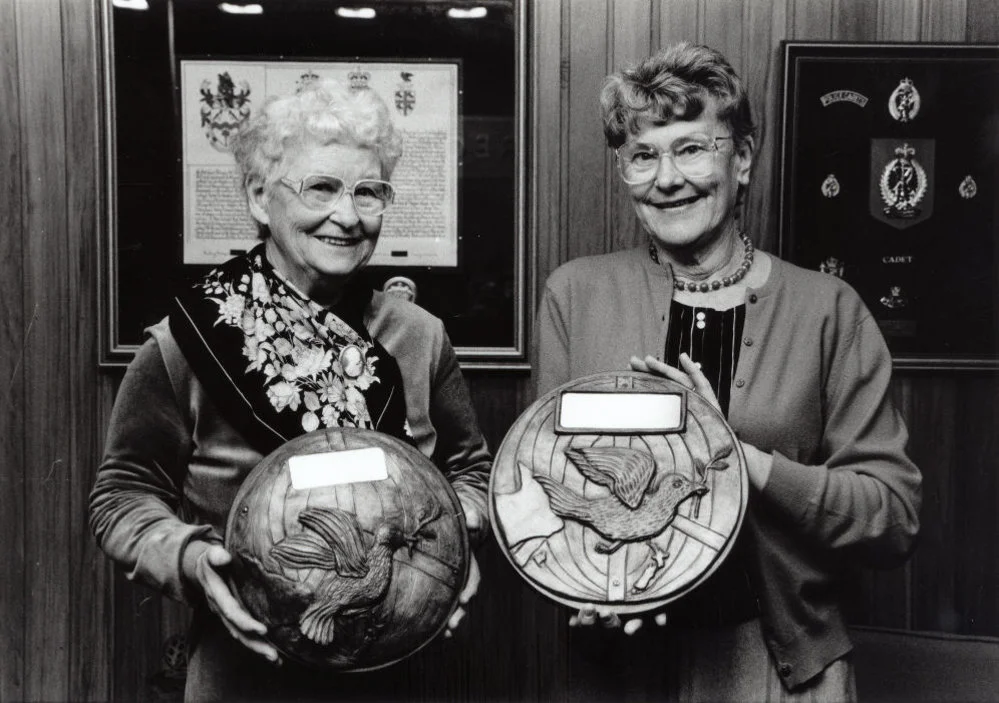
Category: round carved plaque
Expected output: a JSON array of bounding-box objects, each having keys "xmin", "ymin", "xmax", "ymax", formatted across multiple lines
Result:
[
  {"xmin": 225, "ymin": 428, "xmax": 468, "ymax": 671},
  {"xmin": 489, "ymin": 372, "xmax": 748, "ymax": 615}
]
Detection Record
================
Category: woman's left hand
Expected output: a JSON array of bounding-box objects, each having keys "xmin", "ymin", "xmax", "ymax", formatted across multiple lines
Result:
[
  {"xmin": 446, "ymin": 501, "xmax": 484, "ymax": 637},
  {"xmin": 630, "ymin": 353, "xmax": 773, "ymax": 490}
]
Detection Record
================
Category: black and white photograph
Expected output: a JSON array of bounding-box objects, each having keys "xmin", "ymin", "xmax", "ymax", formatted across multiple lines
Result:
[{"xmin": 2, "ymin": 1, "xmax": 998, "ymax": 702}]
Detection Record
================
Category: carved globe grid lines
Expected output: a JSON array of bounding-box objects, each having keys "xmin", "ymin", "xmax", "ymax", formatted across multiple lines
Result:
[
  {"xmin": 490, "ymin": 372, "xmax": 748, "ymax": 615},
  {"xmin": 225, "ymin": 428, "xmax": 468, "ymax": 670}
]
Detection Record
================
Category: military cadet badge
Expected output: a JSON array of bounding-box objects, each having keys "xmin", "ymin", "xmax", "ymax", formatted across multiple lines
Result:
[
  {"xmin": 880, "ymin": 285, "xmax": 909, "ymax": 310},
  {"xmin": 888, "ymin": 77, "xmax": 920, "ymax": 123},
  {"xmin": 959, "ymin": 175, "xmax": 978, "ymax": 200},
  {"xmin": 870, "ymin": 139, "xmax": 935, "ymax": 229},
  {"xmin": 819, "ymin": 256, "xmax": 845, "ymax": 278},
  {"xmin": 821, "ymin": 174, "xmax": 841, "ymax": 198}
]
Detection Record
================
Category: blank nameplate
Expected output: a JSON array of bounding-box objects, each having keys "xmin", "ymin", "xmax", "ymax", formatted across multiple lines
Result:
[
  {"xmin": 289, "ymin": 447, "xmax": 388, "ymax": 489},
  {"xmin": 556, "ymin": 391, "xmax": 685, "ymax": 434}
]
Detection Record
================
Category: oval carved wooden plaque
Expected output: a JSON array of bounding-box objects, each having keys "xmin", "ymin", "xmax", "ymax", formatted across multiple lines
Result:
[{"xmin": 489, "ymin": 372, "xmax": 747, "ymax": 615}]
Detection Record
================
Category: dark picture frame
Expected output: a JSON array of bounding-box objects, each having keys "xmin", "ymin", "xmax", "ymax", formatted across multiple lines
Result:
[
  {"xmin": 99, "ymin": 0, "xmax": 527, "ymax": 369},
  {"xmin": 778, "ymin": 42, "xmax": 999, "ymax": 370}
]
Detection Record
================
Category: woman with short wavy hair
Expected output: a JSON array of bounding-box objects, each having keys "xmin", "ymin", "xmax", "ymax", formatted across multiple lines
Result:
[{"xmin": 538, "ymin": 43, "xmax": 921, "ymax": 702}]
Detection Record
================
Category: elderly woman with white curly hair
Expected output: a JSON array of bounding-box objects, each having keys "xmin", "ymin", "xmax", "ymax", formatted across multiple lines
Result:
[{"xmin": 90, "ymin": 79, "xmax": 490, "ymax": 702}]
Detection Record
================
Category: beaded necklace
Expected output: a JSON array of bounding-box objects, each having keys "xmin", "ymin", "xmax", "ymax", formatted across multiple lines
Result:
[{"xmin": 649, "ymin": 232, "xmax": 755, "ymax": 293}]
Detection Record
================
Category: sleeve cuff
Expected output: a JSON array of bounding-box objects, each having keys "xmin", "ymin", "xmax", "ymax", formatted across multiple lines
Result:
[
  {"xmin": 759, "ymin": 451, "xmax": 827, "ymax": 526},
  {"xmin": 173, "ymin": 524, "xmax": 223, "ymax": 605}
]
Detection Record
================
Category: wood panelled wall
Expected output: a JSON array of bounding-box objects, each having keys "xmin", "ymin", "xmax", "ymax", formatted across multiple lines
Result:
[{"xmin": 0, "ymin": 0, "xmax": 997, "ymax": 700}]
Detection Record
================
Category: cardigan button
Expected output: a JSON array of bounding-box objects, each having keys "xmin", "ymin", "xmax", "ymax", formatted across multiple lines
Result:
[
  {"xmin": 748, "ymin": 293, "xmax": 758, "ymax": 303},
  {"xmin": 778, "ymin": 663, "xmax": 792, "ymax": 677},
  {"xmin": 743, "ymin": 337, "xmax": 753, "ymax": 347},
  {"xmin": 735, "ymin": 379, "xmax": 745, "ymax": 388}
]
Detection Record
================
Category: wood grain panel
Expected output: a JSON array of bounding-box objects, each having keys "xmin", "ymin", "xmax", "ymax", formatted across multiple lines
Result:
[
  {"xmin": 608, "ymin": 0, "xmax": 653, "ymax": 252},
  {"xmin": 743, "ymin": 0, "xmax": 783, "ymax": 253},
  {"xmin": 566, "ymin": 0, "xmax": 611, "ymax": 260},
  {"xmin": 877, "ymin": 0, "xmax": 922, "ymax": 40},
  {"xmin": 702, "ymin": 0, "xmax": 746, "ymax": 72},
  {"xmin": 657, "ymin": 0, "xmax": 698, "ymax": 48},
  {"xmin": 919, "ymin": 0, "xmax": 968, "ymax": 40},
  {"xmin": 532, "ymin": 0, "xmax": 568, "ymax": 292},
  {"xmin": 63, "ymin": 0, "xmax": 109, "ymax": 698},
  {"xmin": 790, "ymin": 0, "xmax": 834, "ymax": 39},
  {"xmin": 112, "ymin": 573, "xmax": 165, "ymax": 703},
  {"xmin": 951, "ymin": 377, "xmax": 999, "ymax": 635},
  {"xmin": 832, "ymin": 0, "xmax": 879, "ymax": 40},
  {"xmin": 908, "ymin": 377, "xmax": 963, "ymax": 631},
  {"xmin": 17, "ymin": 0, "xmax": 72, "ymax": 699},
  {"xmin": 747, "ymin": 0, "xmax": 789, "ymax": 253},
  {"xmin": 610, "ymin": 0, "xmax": 655, "ymax": 67},
  {"xmin": 966, "ymin": 0, "xmax": 999, "ymax": 41},
  {"xmin": 0, "ymin": 0, "xmax": 26, "ymax": 700}
]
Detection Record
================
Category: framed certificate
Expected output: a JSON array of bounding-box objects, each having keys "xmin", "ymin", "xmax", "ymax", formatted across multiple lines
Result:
[
  {"xmin": 778, "ymin": 42, "xmax": 999, "ymax": 370},
  {"xmin": 100, "ymin": 0, "xmax": 527, "ymax": 369},
  {"xmin": 179, "ymin": 59, "xmax": 461, "ymax": 269}
]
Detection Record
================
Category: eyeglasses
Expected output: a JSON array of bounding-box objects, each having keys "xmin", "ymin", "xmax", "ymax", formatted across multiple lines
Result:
[
  {"xmin": 616, "ymin": 136, "xmax": 733, "ymax": 184},
  {"xmin": 279, "ymin": 174, "xmax": 395, "ymax": 216}
]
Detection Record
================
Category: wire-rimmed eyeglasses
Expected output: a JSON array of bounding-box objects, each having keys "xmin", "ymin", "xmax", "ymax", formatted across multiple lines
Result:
[
  {"xmin": 279, "ymin": 174, "xmax": 395, "ymax": 216},
  {"xmin": 616, "ymin": 136, "xmax": 733, "ymax": 184}
]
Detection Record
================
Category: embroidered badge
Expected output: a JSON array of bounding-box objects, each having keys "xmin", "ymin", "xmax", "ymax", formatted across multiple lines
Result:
[
  {"xmin": 819, "ymin": 90, "xmax": 869, "ymax": 108},
  {"xmin": 959, "ymin": 175, "xmax": 978, "ymax": 200},
  {"xmin": 821, "ymin": 174, "xmax": 841, "ymax": 198},
  {"xmin": 880, "ymin": 285, "xmax": 908, "ymax": 310}
]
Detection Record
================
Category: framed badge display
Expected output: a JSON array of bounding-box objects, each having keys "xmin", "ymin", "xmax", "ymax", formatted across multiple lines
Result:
[
  {"xmin": 99, "ymin": 0, "xmax": 527, "ymax": 369},
  {"xmin": 778, "ymin": 42, "xmax": 999, "ymax": 370}
]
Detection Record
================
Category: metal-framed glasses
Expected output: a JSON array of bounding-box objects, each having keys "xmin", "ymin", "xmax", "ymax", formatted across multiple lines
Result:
[
  {"xmin": 616, "ymin": 135, "xmax": 733, "ymax": 184},
  {"xmin": 279, "ymin": 174, "xmax": 395, "ymax": 216}
]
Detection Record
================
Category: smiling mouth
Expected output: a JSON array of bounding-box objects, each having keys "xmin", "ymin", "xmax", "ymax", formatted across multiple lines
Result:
[
  {"xmin": 314, "ymin": 235, "xmax": 362, "ymax": 247},
  {"xmin": 652, "ymin": 194, "xmax": 701, "ymax": 209}
]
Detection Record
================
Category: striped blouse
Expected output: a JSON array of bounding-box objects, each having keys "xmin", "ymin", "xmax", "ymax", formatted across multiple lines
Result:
[{"xmin": 662, "ymin": 298, "xmax": 758, "ymax": 626}]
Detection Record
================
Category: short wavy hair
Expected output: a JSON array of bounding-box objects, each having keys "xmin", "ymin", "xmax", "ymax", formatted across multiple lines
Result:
[
  {"xmin": 231, "ymin": 78, "xmax": 403, "ymax": 190},
  {"xmin": 600, "ymin": 42, "xmax": 756, "ymax": 150}
]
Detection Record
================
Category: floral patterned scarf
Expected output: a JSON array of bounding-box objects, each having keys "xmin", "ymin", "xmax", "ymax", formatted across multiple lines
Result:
[{"xmin": 170, "ymin": 244, "xmax": 410, "ymax": 455}]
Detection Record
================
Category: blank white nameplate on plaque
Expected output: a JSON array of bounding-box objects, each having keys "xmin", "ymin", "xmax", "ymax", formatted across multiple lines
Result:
[
  {"xmin": 288, "ymin": 447, "xmax": 388, "ymax": 489},
  {"xmin": 556, "ymin": 391, "xmax": 686, "ymax": 434}
]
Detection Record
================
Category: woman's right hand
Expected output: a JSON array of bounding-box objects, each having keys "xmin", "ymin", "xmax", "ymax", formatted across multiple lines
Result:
[{"xmin": 183, "ymin": 541, "xmax": 282, "ymax": 664}]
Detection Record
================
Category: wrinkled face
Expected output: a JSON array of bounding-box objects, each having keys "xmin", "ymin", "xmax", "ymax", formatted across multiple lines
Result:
[
  {"xmin": 626, "ymin": 99, "xmax": 752, "ymax": 253},
  {"xmin": 248, "ymin": 141, "xmax": 384, "ymax": 298}
]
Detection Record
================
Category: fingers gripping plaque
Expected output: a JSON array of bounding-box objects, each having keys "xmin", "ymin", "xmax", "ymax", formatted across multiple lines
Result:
[{"xmin": 489, "ymin": 372, "xmax": 748, "ymax": 615}]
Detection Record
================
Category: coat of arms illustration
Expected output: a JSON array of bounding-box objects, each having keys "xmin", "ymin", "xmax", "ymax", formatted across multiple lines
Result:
[{"xmin": 199, "ymin": 72, "xmax": 251, "ymax": 152}]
